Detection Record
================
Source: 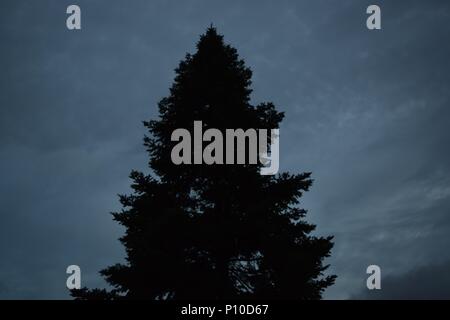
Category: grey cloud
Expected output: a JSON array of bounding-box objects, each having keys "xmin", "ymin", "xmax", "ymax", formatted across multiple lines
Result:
[
  {"xmin": 1, "ymin": 0, "xmax": 450, "ymax": 299},
  {"xmin": 354, "ymin": 261, "xmax": 450, "ymax": 299}
]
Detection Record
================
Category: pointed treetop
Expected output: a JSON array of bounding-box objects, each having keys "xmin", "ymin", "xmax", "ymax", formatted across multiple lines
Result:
[{"xmin": 197, "ymin": 25, "xmax": 223, "ymax": 48}]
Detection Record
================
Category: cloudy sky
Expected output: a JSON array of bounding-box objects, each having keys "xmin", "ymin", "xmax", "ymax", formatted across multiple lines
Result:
[{"xmin": 1, "ymin": 0, "xmax": 450, "ymax": 299}]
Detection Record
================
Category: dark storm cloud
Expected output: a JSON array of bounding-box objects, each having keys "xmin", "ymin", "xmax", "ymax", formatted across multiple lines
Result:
[
  {"xmin": 275, "ymin": 0, "xmax": 450, "ymax": 298},
  {"xmin": 1, "ymin": 0, "xmax": 449, "ymax": 298},
  {"xmin": 354, "ymin": 261, "xmax": 450, "ymax": 299}
]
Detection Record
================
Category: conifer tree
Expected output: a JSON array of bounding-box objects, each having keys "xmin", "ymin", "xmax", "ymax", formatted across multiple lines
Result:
[{"xmin": 72, "ymin": 27, "xmax": 335, "ymax": 300}]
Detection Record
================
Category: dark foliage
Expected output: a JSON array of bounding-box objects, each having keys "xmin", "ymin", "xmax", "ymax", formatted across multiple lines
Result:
[{"xmin": 72, "ymin": 27, "xmax": 335, "ymax": 300}]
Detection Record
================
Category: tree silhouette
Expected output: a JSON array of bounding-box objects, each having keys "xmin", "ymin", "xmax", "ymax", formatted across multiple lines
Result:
[{"xmin": 72, "ymin": 27, "xmax": 336, "ymax": 300}]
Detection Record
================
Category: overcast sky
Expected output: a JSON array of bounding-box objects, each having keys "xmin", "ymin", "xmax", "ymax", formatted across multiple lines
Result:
[{"xmin": 1, "ymin": 0, "xmax": 450, "ymax": 299}]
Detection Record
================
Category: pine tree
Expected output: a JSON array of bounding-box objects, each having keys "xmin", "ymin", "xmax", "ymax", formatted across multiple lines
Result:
[{"xmin": 72, "ymin": 27, "xmax": 336, "ymax": 300}]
